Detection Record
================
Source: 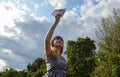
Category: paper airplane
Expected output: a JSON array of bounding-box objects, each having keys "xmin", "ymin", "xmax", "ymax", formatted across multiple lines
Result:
[{"xmin": 52, "ymin": 9, "xmax": 66, "ymax": 17}]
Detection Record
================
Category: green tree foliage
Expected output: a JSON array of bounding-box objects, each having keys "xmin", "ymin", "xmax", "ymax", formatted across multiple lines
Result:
[
  {"xmin": 19, "ymin": 70, "xmax": 27, "ymax": 77},
  {"xmin": 2, "ymin": 68, "xmax": 20, "ymax": 77},
  {"xmin": 0, "ymin": 58, "xmax": 46, "ymax": 77},
  {"xmin": 0, "ymin": 68, "xmax": 27, "ymax": 77},
  {"xmin": 92, "ymin": 9, "xmax": 120, "ymax": 77},
  {"xmin": 27, "ymin": 58, "xmax": 46, "ymax": 77},
  {"xmin": 64, "ymin": 37, "xmax": 96, "ymax": 77},
  {"xmin": 0, "ymin": 72, "xmax": 3, "ymax": 76}
]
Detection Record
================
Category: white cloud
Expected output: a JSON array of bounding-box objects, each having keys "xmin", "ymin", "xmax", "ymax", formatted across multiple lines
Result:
[
  {"xmin": 0, "ymin": 1, "xmax": 50, "ymax": 70},
  {"xmin": 77, "ymin": 0, "xmax": 120, "ymax": 40},
  {"xmin": 0, "ymin": 1, "xmax": 26, "ymax": 38},
  {"xmin": 53, "ymin": 7, "xmax": 84, "ymax": 41},
  {"xmin": 48, "ymin": 0, "xmax": 67, "ymax": 9},
  {"xmin": 21, "ymin": 3, "xmax": 31, "ymax": 11},
  {"xmin": 34, "ymin": 3, "xmax": 40, "ymax": 12},
  {"xmin": 30, "ymin": 13, "xmax": 49, "ymax": 22},
  {"xmin": 0, "ymin": 49, "xmax": 29, "ymax": 70},
  {"xmin": 0, "ymin": 59, "xmax": 7, "ymax": 71},
  {"xmin": 80, "ymin": 0, "xmax": 120, "ymax": 19},
  {"xmin": 63, "ymin": 8, "xmax": 77, "ymax": 20}
]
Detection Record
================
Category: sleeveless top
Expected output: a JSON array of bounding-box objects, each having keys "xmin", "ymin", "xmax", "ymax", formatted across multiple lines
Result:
[{"xmin": 43, "ymin": 56, "xmax": 68, "ymax": 77}]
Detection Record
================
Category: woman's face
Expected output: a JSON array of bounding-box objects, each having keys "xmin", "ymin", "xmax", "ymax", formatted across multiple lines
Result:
[{"xmin": 53, "ymin": 38, "xmax": 63, "ymax": 48}]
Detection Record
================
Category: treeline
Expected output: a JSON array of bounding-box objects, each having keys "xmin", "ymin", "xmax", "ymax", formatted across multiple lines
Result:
[
  {"xmin": 0, "ymin": 9, "xmax": 120, "ymax": 77},
  {"xmin": 0, "ymin": 58, "xmax": 46, "ymax": 77}
]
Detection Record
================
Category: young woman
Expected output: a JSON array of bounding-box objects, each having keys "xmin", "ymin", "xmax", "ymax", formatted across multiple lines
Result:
[{"xmin": 43, "ymin": 15, "xmax": 68, "ymax": 77}]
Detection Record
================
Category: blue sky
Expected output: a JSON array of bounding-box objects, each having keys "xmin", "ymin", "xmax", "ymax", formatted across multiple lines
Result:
[{"xmin": 0, "ymin": 0, "xmax": 120, "ymax": 71}]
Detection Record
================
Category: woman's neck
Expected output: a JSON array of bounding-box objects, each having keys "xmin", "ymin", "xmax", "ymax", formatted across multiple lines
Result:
[
  {"xmin": 51, "ymin": 46, "xmax": 62, "ymax": 58},
  {"xmin": 53, "ymin": 47, "xmax": 61, "ymax": 56}
]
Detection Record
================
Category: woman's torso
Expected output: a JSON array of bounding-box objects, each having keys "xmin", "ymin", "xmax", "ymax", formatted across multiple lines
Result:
[{"xmin": 46, "ymin": 56, "xmax": 68, "ymax": 72}]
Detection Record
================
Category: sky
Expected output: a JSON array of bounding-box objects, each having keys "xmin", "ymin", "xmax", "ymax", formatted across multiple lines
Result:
[{"xmin": 0, "ymin": 0, "xmax": 120, "ymax": 71}]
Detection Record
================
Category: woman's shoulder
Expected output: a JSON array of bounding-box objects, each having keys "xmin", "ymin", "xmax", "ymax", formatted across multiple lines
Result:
[
  {"xmin": 45, "ymin": 57, "xmax": 56, "ymax": 62},
  {"xmin": 60, "ymin": 56, "xmax": 66, "ymax": 61},
  {"xmin": 45, "ymin": 55, "xmax": 66, "ymax": 61}
]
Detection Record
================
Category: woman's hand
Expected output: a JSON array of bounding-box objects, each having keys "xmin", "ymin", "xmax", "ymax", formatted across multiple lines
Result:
[{"xmin": 55, "ymin": 14, "xmax": 61, "ymax": 22}]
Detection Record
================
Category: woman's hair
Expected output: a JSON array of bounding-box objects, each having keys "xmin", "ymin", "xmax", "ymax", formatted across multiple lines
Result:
[{"xmin": 50, "ymin": 36, "xmax": 64, "ymax": 54}]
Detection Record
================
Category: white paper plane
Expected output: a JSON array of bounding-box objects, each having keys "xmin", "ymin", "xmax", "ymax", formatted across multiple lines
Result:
[{"xmin": 52, "ymin": 9, "xmax": 66, "ymax": 17}]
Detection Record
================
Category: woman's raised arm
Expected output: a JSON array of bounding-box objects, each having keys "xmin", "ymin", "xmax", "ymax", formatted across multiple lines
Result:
[{"xmin": 44, "ymin": 15, "xmax": 61, "ymax": 60}]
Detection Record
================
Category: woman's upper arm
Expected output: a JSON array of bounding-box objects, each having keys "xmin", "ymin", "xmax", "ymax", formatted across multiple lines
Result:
[{"xmin": 44, "ymin": 39, "xmax": 51, "ymax": 59}]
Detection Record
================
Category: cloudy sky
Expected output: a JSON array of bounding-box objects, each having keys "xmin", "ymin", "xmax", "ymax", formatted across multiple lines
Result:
[{"xmin": 0, "ymin": 0, "xmax": 120, "ymax": 71}]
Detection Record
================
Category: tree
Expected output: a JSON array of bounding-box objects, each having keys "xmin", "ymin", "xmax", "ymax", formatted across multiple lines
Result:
[
  {"xmin": 64, "ymin": 37, "xmax": 96, "ymax": 77},
  {"xmin": 27, "ymin": 58, "xmax": 46, "ymax": 77},
  {"xmin": 0, "ymin": 58, "xmax": 46, "ymax": 77},
  {"xmin": 92, "ymin": 9, "xmax": 120, "ymax": 77},
  {"xmin": 19, "ymin": 69, "xmax": 27, "ymax": 77},
  {"xmin": 0, "ymin": 72, "xmax": 3, "ymax": 76},
  {"xmin": 2, "ymin": 68, "xmax": 20, "ymax": 77}
]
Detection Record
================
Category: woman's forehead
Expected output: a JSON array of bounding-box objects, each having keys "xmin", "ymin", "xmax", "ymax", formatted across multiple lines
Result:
[
  {"xmin": 51, "ymin": 36, "xmax": 64, "ymax": 42},
  {"xmin": 54, "ymin": 37, "xmax": 63, "ymax": 40},
  {"xmin": 54, "ymin": 38, "xmax": 63, "ymax": 40}
]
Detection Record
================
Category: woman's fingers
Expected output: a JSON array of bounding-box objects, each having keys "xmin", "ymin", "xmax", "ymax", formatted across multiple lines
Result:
[{"xmin": 55, "ymin": 14, "xmax": 61, "ymax": 22}]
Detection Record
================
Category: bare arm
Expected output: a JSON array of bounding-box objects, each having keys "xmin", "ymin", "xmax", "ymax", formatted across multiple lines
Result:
[{"xmin": 44, "ymin": 15, "xmax": 61, "ymax": 60}]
